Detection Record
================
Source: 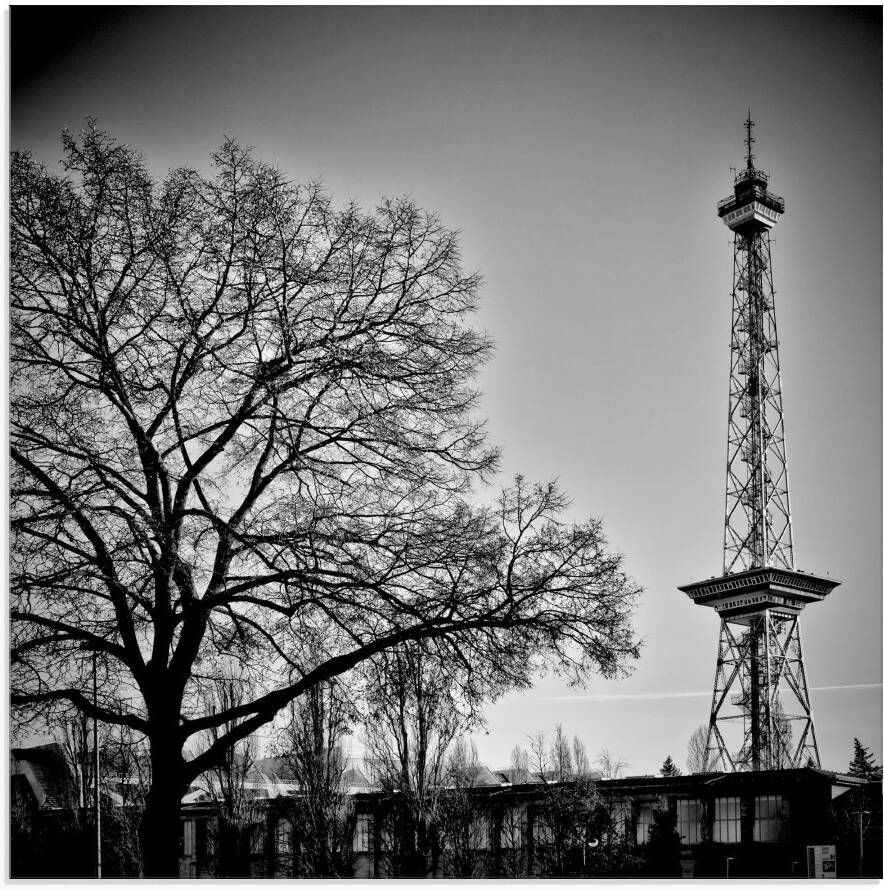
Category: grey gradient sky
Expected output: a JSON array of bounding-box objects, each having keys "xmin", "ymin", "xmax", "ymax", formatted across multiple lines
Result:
[{"xmin": 11, "ymin": 6, "xmax": 882, "ymax": 774}]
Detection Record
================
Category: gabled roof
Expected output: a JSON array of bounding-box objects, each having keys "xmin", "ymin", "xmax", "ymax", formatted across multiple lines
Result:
[
  {"xmin": 341, "ymin": 765, "xmax": 372, "ymax": 789},
  {"xmin": 11, "ymin": 743, "xmax": 76, "ymax": 810},
  {"xmin": 462, "ymin": 764, "xmax": 504, "ymax": 787},
  {"xmin": 253, "ymin": 756, "xmax": 297, "ymax": 783},
  {"xmin": 494, "ymin": 768, "xmax": 602, "ymax": 786},
  {"xmin": 11, "ymin": 773, "xmax": 34, "ymax": 808},
  {"xmin": 495, "ymin": 769, "xmax": 543, "ymax": 785}
]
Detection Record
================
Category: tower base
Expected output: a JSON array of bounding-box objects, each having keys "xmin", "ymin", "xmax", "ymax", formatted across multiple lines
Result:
[{"xmin": 680, "ymin": 569, "xmax": 839, "ymax": 772}]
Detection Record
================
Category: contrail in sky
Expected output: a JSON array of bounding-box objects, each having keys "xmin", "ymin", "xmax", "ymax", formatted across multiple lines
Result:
[{"xmin": 542, "ymin": 682, "xmax": 881, "ymax": 703}]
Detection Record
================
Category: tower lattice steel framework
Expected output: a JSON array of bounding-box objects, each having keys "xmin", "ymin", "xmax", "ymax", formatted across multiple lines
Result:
[{"xmin": 679, "ymin": 115, "xmax": 839, "ymax": 772}]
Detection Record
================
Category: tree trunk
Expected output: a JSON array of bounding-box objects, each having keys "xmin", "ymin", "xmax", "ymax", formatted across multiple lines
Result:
[{"xmin": 139, "ymin": 743, "xmax": 187, "ymax": 878}]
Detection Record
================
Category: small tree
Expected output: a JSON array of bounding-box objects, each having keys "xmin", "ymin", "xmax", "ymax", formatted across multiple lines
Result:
[
  {"xmin": 100, "ymin": 724, "xmax": 151, "ymax": 876},
  {"xmin": 528, "ymin": 725, "xmax": 601, "ymax": 877},
  {"xmin": 660, "ymin": 755, "xmax": 681, "ymax": 777},
  {"xmin": 643, "ymin": 807, "xmax": 681, "ymax": 877},
  {"xmin": 58, "ymin": 717, "xmax": 148, "ymax": 876},
  {"xmin": 496, "ymin": 746, "xmax": 533, "ymax": 877},
  {"xmin": 193, "ymin": 671, "xmax": 263, "ymax": 877},
  {"xmin": 685, "ymin": 724, "xmax": 708, "ymax": 774},
  {"xmin": 273, "ymin": 682, "xmax": 355, "ymax": 877},
  {"xmin": 769, "ymin": 698, "xmax": 794, "ymax": 768},
  {"xmin": 596, "ymin": 748, "xmax": 628, "ymax": 780},
  {"xmin": 362, "ymin": 641, "xmax": 469, "ymax": 876},
  {"xmin": 849, "ymin": 738, "xmax": 880, "ymax": 778},
  {"xmin": 509, "ymin": 744, "xmax": 532, "ymax": 785},
  {"xmin": 438, "ymin": 739, "xmax": 488, "ymax": 878}
]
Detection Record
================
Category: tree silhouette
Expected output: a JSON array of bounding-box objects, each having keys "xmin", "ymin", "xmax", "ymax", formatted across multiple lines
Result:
[
  {"xmin": 273, "ymin": 681, "xmax": 355, "ymax": 877},
  {"xmin": 849, "ymin": 738, "xmax": 880, "ymax": 778},
  {"xmin": 685, "ymin": 724, "xmax": 707, "ymax": 774},
  {"xmin": 11, "ymin": 124, "xmax": 641, "ymax": 875},
  {"xmin": 660, "ymin": 755, "xmax": 681, "ymax": 777},
  {"xmin": 643, "ymin": 807, "xmax": 681, "ymax": 877}
]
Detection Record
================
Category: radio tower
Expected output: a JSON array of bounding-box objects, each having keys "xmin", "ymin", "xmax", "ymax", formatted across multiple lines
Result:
[{"xmin": 679, "ymin": 114, "xmax": 839, "ymax": 772}]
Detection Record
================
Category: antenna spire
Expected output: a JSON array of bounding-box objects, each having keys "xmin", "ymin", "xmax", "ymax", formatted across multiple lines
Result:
[{"xmin": 744, "ymin": 109, "xmax": 756, "ymax": 170}]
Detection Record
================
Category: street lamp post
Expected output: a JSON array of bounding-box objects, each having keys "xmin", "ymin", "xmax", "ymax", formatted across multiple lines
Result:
[
  {"xmin": 81, "ymin": 642, "xmax": 102, "ymax": 879},
  {"xmin": 92, "ymin": 648, "xmax": 101, "ymax": 879},
  {"xmin": 851, "ymin": 808, "xmax": 870, "ymax": 877}
]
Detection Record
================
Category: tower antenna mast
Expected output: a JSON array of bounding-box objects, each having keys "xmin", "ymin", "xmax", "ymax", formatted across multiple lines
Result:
[{"xmin": 744, "ymin": 109, "xmax": 755, "ymax": 170}]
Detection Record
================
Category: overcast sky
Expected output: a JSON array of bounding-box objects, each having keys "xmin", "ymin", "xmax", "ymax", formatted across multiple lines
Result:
[{"xmin": 11, "ymin": 6, "xmax": 881, "ymax": 775}]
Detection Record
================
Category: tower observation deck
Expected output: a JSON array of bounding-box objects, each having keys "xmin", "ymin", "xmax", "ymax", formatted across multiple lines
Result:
[{"xmin": 679, "ymin": 114, "xmax": 838, "ymax": 773}]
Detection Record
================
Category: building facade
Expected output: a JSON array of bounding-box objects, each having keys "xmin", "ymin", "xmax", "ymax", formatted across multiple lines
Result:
[{"xmin": 176, "ymin": 767, "xmax": 880, "ymax": 879}]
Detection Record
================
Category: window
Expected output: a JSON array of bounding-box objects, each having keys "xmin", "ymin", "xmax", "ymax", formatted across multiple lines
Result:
[
  {"xmin": 353, "ymin": 813, "xmax": 373, "ymax": 853},
  {"xmin": 380, "ymin": 823, "xmax": 396, "ymax": 854},
  {"xmin": 275, "ymin": 818, "xmax": 292, "ymax": 855},
  {"xmin": 712, "ymin": 796, "xmax": 741, "ymax": 844},
  {"xmin": 636, "ymin": 803, "xmax": 655, "ymax": 845},
  {"xmin": 471, "ymin": 815, "xmax": 490, "ymax": 851},
  {"xmin": 533, "ymin": 813, "xmax": 553, "ymax": 846},
  {"xmin": 609, "ymin": 801, "xmax": 631, "ymax": 839},
  {"xmin": 249, "ymin": 823, "xmax": 266, "ymax": 855},
  {"xmin": 676, "ymin": 799, "xmax": 703, "ymax": 845},
  {"xmin": 500, "ymin": 806, "xmax": 526, "ymax": 849},
  {"xmin": 753, "ymin": 794, "xmax": 789, "ymax": 842},
  {"xmin": 182, "ymin": 819, "xmax": 196, "ymax": 857},
  {"xmin": 196, "ymin": 819, "xmax": 210, "ymax": 861}
]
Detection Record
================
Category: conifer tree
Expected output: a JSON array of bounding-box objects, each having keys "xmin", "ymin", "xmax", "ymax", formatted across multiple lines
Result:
[
  {"xmin": 848, "ymin": 738, "xmax": 879, "ymax": 778},
  {"xmin": 660, "ymin": 755, "xmax": 682, "ymax": 777}
]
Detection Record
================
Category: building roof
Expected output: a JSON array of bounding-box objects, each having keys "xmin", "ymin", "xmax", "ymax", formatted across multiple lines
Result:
[
  {"xmin": 11, "ymin": 742, "xmax": 76, "ymax": 810},
  {"xmin": 495, "ymin": 768, "xmax": 543, "ymax": 785},
  {"xmin": 458, "ymin": 764, "xmax": 505, "ymax": 787}
]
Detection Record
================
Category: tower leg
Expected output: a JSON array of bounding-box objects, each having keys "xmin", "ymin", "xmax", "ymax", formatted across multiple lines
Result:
[
  {"xmin": 705, "ymin": 618, "xmax": 741, "ymax": 772},
  {"xmin": 704, "ymin": 610, "xmax": 820, "ymax": 772}
]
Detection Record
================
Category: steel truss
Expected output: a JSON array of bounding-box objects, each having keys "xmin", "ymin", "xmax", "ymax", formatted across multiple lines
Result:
[
  {"xmin": 690, "ymin": 119, "xmax": 832, "ymax": 773},
  {"xmin": 704, "ymin": 611, "xmax": 819, "ymax": 772},
  {"xmin": 723, "ymin": 229, "xmax": 794, "ymax": 574}
]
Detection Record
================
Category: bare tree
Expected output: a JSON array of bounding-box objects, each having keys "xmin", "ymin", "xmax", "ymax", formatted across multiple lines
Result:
[
  {"xmin": 362, "ymin": 641, "xmax": 470, "ymax": 875},
  {"xmin": 273, "ymin": 682, "xmax": 354, "ymax": 876},
  {"xmin": 438, "ymin": 738, "xmax": 489, "ymax": 878},
  {"xmin": 596, "ymin": 749, "xmax": 628, "ymax": 780},
  {"xmin": 528, "ymin": 725, "xmax": 601, "ymax": 877},
  {"xmin": 527, "ymin": 730, "xmax": 550, "ymax": 782},
  {"xmin": 193, "ymin": 670, "xmax": 262, "ymax": 876},
  {"xmin": 769, "ymin": 698, "xmax": 794, "ymax": 769},
  {"xmin": 509, "ymin": 744, "xmax": 532, "ymax": 784},
  {"xmin": 58, "ymin": 717, "xmax": 150, "ymax": 875},
  {"xmin": 573, "ymin": 736, "xmax": 591, "ymax": 777},
  {"xmin": 686, "ymin": 724, "xmax": 708, "ymax": 774},
  {"xmin": 499, "ymin": 747, "xmax": 532, "ymax": 877},
  {"xmin": 58, "ymin": 716, "xmax": 92, "ymax": 812},
  {"xmin": 100, "ymin": 723, "xmax": 152, "ymax": 876},
  {"xmin": 549, "ymin": 725, "xmax": 574, "ymax": 782},
  {"xmin": 11, "ymin": 124, "xmax": 641, "ymax": 874}
]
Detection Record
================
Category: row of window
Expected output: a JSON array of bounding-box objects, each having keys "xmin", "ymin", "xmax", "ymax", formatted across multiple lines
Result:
[
  {"xmin": 184, "ymin": 794, "xmax": 790, "ymax": 860},
  {"xmin": 343, "ymin": 794, "xmax": 790, "ymax": 854},
  {"xmin": 663, "ymin": 794, "xmax": 787, "ymax": 846}
]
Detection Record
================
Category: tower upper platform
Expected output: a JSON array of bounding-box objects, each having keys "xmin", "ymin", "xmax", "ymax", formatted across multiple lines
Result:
[
  {"xmin": 717, "ymin": 170, "xmax": 785, "ymax": 232},
  {"xmin": 679, "ymin": 567, "xmax": 839, "ymax": 624},
  {"xmin": 717, "ymin": 113, "xmax": 785, "ymax": 232}
]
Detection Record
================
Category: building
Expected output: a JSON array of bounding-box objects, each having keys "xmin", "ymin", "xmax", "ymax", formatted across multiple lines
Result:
[
  {"xmin": 176, "ymin": 763, "xmax": 880, "ymax": 878},
  {"xmin": 11, "ymin": 740, "xmax": 880, "ymax": 878}
]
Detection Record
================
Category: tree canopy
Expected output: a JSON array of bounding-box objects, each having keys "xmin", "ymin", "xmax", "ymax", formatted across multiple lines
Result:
[
  {"xmin": 848, "ymin": 738, "xmax": 880, "ymax": 778},
  {"xmin": 10, "ymin": 124, "xmax": 641, "ymax": 874},
  {"xmin": 660, "ymin": 755, "xmax": 681, "ymax": 777}
]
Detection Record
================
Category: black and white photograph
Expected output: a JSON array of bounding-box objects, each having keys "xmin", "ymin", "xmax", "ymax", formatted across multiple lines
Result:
[{"xmin": 8, "ymin": 5, "xmax": 882, "ymax": 881}]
